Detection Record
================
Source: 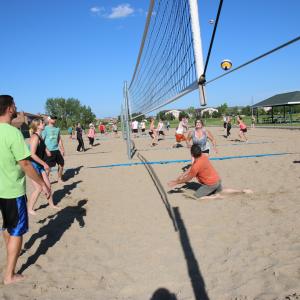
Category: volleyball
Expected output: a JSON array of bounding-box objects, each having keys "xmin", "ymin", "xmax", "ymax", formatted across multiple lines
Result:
[{"xmin": 221, "ymin": 59, "xmax": 232, "ymax": 71}]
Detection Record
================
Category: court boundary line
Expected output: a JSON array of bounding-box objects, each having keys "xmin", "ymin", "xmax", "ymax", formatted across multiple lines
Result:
[{"xmin": 88, "ymin": 152, "xmax": 292, "ymax": 169}]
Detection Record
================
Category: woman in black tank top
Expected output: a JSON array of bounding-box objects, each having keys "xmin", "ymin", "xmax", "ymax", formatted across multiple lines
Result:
[
  {"xmin": 28, "ymin": 119, "xmax": 59, "ymax": 215},
  {"xmin": 31, "ymin": 133, "xmax": 46, "ymax": 166}
]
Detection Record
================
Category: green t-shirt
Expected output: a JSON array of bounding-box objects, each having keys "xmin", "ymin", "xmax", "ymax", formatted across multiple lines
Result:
[
  {"xmin": 42, "ymin": 125, "xmax": 60, "ymax": 151},
  {"xmin": 0, "ymin": 123, "xmax": 31, "ymax": 198}
]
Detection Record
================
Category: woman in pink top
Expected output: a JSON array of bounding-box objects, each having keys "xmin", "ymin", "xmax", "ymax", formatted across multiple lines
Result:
[
  {"xmin": 237, "ymin": 116, "xmax": 248, "ymax": 142},
  {"xmin": 88, "ymin": 123, "xmax": 96, "ymax": 146}
]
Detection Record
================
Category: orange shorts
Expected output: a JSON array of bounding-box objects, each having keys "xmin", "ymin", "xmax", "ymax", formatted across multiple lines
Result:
[{"xmin": 175, "ymin": 134, "xmax": 186, "ymax": 143}]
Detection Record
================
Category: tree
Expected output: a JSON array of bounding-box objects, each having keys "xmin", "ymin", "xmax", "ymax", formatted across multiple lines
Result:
[
  {"xmin": 131, "ymin": 112, "xmax": 145, "ymax": 122},
  {"xmin": 165, "ymin": 113, "xmax": 175, "ymax": 121},
  {"xmin": 45, "ymin": 98, "xmax": 96, "ymax": 129},
  {"xmin": 186, "ymin": 106, "xmax": 196, "ymax": 119},
  {"xmin": 217, "ymin": 103, "xmax": 228, "ymax": 115},
  {"xmin": 231, "ymin": 106, "xmax": 239, "ymax": 116},
  {"xmin": 241, "ymin": 105, "xmax": 251, "ymax": 116},
  {"xmin": 179, "ymin": 111, "xmax": 189, "ymax": 120},
  {"xmin": 156, "ymin": 111, "xmax": 166, "ymax": 121}
]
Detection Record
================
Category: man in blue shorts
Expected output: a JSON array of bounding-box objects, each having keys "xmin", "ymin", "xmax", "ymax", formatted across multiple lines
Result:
[
  {"xmin": 0, "ymin": 95, "xmax": 50, "ymax": 285},
  {"xmin": 42, "ymin": 115, "xmax": 65, "ymax": 182}
]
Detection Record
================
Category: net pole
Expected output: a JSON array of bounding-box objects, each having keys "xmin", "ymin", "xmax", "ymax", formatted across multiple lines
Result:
[
  {"xmin": 188, "ymin": 0, "xmax": 206, "ymax": 106},
  {"xmin": 123, "ymin": 81, "xmax": 132, "ymax": 160},
  {"xmin": 120, "ymin": 104, "xmax": 126, "ymax": 140}
]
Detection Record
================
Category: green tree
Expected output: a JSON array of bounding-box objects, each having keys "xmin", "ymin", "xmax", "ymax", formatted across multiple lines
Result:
[
  {"xmin": 45, "ymin": 97, "xmax": 96, "ymax": 129},
  {"xmin": 217, "ymin": 103, "xmax": 228, "ymax": 115},
  {"xmin": 131, "ymin": 112, "xmax": 145, "ymax": 122},
  {"xmin": 156, "ymin": 111, "xmax": 166, "ymax": 121},
  {"xmin": 231, "ymin": 106, "xmax": 239, "ymax": 116},
  {"xmin": 186, "ymin": 106, "xmax": 196, "ymax": 118},
  {"xmin": 165, "ymin": 113, "xmax": 175, "ymax": 121},
  {"xmin": 179, "ymin": 111, "xmax": 189, "ymax": 120},
  {"xmin": 241, "ymin": 105, "xmax": 251, "ymax": 116}
]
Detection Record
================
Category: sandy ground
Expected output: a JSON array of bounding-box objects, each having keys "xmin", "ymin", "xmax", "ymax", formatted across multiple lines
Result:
[{"xmin": 1, "ymin": 126, "xmax": 300, "ymax": 300}]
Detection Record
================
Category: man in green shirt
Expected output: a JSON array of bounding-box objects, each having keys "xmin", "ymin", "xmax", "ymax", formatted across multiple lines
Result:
[{"xmin": 0, "ymin": 95, "xmax": 50, "ymax": 285}]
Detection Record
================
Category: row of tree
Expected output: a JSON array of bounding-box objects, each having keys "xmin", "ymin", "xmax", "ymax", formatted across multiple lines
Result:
[
  {"xmin": 155, "ymin": 103, "xmax": 255, "ymax": 120},
  {"xmin": 45, "ymin": 98, "xmax": 96, "ymax": 129}
]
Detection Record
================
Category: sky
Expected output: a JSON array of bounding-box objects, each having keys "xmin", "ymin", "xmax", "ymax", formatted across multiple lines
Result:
[{"xmin": 1, "ymin": 0, "xmax": 300, "ymax": 118}]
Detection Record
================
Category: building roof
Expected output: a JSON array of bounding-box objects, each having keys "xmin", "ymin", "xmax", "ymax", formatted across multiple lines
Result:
[{"xmin": 252, "ymin": 91, "xmax": 300, "ymax": 108}]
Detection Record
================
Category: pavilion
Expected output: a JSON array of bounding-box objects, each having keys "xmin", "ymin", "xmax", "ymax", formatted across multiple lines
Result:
[{"xmin": 252, "ymin": 91, "xmax": 300, "ymax": 124}]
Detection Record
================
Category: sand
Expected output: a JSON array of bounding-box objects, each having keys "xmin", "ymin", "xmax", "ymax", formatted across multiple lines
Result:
[{"xmin": 1, "ymin": 126, "xmax": 300, "ymax": 300}]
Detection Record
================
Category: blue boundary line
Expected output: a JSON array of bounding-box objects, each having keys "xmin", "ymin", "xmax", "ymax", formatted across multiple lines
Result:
[
  {"xmin": 88, "ymin": 152, "xmax": 291, "ymax": 169},
  {"xmin": 138, "ymin": 141, "xmax": 274, "ymax": 152}
]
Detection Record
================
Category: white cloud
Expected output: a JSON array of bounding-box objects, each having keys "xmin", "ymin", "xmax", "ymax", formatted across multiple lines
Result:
[
  {"xmin": 107, "ymin": 4, "xmax": 134, "ymax": 19},
  {"xmin": 90, "ymin": 6, "xmax": 105, "ymax": 15}
]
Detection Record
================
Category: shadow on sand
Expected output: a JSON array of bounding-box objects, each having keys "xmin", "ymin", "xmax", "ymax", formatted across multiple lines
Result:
[
  {"xmin": 18, "ymin": 199, "xmax": 87, "ymax": 274},
  {"xmin": 150, "ymin": 288, "xmax": 178, "ymax": 299},
  {"xmin": 63, "ymin": 166, "xmax": 83, "ymax": 181},
  {"xmin": 138, "ymin": 153, "xmax": 209, "ymax": 299},
  {"xmin": 173, "ymin": 207, "xmax": 210, "ymax": 300},
  {"xmin": 35, "ymin": 180, "xmax": 82, "ymax": 211}
]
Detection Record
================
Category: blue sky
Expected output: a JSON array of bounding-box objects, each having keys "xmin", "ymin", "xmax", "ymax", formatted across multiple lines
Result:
[{"xmin": 1, "ymin": 0, "xmax": 299, "ymax": 118}]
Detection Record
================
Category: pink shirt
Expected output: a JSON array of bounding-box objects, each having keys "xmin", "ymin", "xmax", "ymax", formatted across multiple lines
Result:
[
  {"xmin": 239, "ymin": 122, "xmax": 247, "ymax": 130},
  {"xmin": 88, "ymin": 128, "xmax": 96, "ymax": 138}
]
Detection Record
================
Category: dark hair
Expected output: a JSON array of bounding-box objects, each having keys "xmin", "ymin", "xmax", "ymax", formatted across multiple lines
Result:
[
  {"xmin": 191, "ymin": 144, "xmax": 202, "ymax": 158},
  {"xmin": 194, "ymin": 119, "xmax": 204, "ymax": 126},
  {"xmin": 0, "ymin": 95, "xmax": 14, "ymax": 116}
]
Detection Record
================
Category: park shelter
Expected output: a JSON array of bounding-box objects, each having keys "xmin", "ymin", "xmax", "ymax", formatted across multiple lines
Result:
[{"xmin": 252, "ymin": 91, "xmax": 300, "ymax": 124}]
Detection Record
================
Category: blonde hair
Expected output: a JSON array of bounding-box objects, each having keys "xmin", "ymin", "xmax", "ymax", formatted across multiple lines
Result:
[{"xmin": 30, "ymin": 118, "xmax": 43, "ymax": 135}]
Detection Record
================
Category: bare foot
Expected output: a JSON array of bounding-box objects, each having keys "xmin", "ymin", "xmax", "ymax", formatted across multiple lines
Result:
[
  {"xmin": 50, "ymin": 205, "xmax": 60, "ymax": 210},
  {"xmin": 183, "ymin": 194, "xmax": 198, "ymax": 201},
  {"xmin": 28, "ymin": 210, "xmax": 37, "ymax": 216},
  {"xmin": 199, "ymin": 193, "xmax": 225, "ymax": 200},
  {"xmin": 4, "ymin": 274, "xmax": 25, "ymax": 285},
  {"xmin": 243, "ymin": 189, "xmax": 253, "ymax": 194}
]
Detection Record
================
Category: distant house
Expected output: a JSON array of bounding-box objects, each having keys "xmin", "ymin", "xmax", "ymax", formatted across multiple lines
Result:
[
  {"xmin": 12, "ymin": 112, "xmax": 48, "ymax": 138},
  {"xmin": 165, "ymin": 109, "xmax": 182, "ymax": 119},
  {"xmin": 194, "ymin": 107, "xmax": 219, "ymax": 117},
  {"xmin": 99, "ymin": 117, "xmax": 118, "ymax": 124},
  {"xmin": 200, "ymin": 107, "xmax": 218, "ymax": 117}
]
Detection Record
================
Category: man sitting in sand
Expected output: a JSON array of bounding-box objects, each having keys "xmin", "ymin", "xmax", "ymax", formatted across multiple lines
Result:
[{"xmin": 168, "ymin": 144, "xmax": 252, "ymax": 199}]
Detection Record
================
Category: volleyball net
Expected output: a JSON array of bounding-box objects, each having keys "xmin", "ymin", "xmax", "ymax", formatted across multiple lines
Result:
[{"xmin": 127, "ymin": 0, "xmax": 206, "ymax": 118}]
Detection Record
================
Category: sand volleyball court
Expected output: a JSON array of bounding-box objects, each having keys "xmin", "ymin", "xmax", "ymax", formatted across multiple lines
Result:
[{"xmin": 1, "ymin": 126, "xmax": 300, "ymax": 300}]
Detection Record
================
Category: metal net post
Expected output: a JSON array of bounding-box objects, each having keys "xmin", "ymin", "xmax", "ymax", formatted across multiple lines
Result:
[{"xmin": 123, "ymin": 81, "xmax": 132, "ymax": 160}]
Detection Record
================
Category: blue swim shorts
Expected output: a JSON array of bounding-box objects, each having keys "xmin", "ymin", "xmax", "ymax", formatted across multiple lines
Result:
[
  {"xmin": 32, "ymin": 161, "xmax": 45, "ymax": 174},
  {"xmin": 0, "ymin": 195, "xmax": 29, "ymax": 236}
]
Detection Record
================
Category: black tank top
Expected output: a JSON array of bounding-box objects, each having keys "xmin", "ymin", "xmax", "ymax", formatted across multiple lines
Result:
[{"xmin": 33, "ymin": 133, "xmax": 46, "ymax": 161}]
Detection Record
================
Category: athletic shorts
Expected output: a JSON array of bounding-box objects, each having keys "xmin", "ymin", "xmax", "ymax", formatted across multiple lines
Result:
[
  {"xmin": 45, "ymin": 150, "xmax": 64, "ymax": 168},
  {"xmin": 194, "ymin": 181, "xmax": 222, "ymax": 198},
  {"xmin": 141, "ymin": 129, "xmax": 145, "ymax": 132},
  {"xmin": 32, "ymin": 161, "xmax": 45, "ymax": 174},
  {"xmin": 159, "ymin": 131, "xmax": 165, "ymax": 135},
  {"xmin": 149, "ymin": 131, "xmax": 154, "ymax": 137},
  {"xmin": 133, "ymin": 129, "xmax": 138, "ymax": 133},
  {"xmin": 175, "ymin": 134, "xmax": 186, "ymax": 143},
  {"xmin": 223, "ymin": 122, "xmax": 227, "ymax": 129},
  {"xmin": 241, "ymin": 128, "xmax": 247, "ymax": 133},
  {"xmin": 100, "ymin": 130, "xmax": 105, "ymax": 134},
  {"xmin": 0, "ymin": 195, "xmax": 28, "ymax": 236}
]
